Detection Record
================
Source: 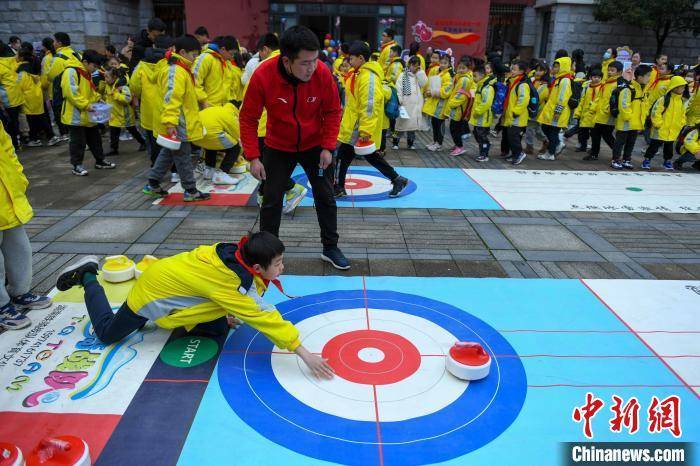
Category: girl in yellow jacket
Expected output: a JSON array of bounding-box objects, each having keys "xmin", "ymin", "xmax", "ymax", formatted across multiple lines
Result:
[
  {"xmin": 423, "ymin": 54, "xmax": 453, "ymax": 151},
  {"xmin": 0, "ymin": 121, "xmax": 52, "ymax": 330},
  {"xmin": 54, "ymin": 232, "xmax": 334, "ymax": 380},
  {"xmin": 192, "ymin": 36, "xmax": 238, "ymax": 107},
  {"xmin": 584, "ymin": 60, "xmax": 622, "ymax": 161},
  {"xmin": 0, "ymin": 44, "xmax": 25, "ymax": 149},
  {"xmin": 104, "ymin": 67, "xmax": 146, "ymax": 156},
  {"xmin": 686, "ymin": 68, "xmax": 700, "ymax": 126},
  {"xmin": 60, "ymin": 49, "xmax": 116, "ymax": 175},
  {"xmin": 336, "ymin": 41, "xmax": 408, "ymax": 199},
  {"xmin": 643, "ymin": 76, "xmax": 688, "ymax": 170},
  {"xmin": 525, "ymin": 61, "xmax": 549, "ymax": 155},
  {"xmin": 611, "ymin": 64, "xmax": 652, "ymax": 169},
  {"xmin": 470, "ymin": 64, "xmax": 495, "ymax": 162},
  {"xmin": 674, "ymin": 124, "xmax": 700, "ymax": 170},
  {"xmin": 501, "ymin": 60, "xmax": 531, "ymax": 165},
  {"xmin": 443, "ymin": 56, "xmax": 473, "ymax": 156},
  {"xmin": 537, "ymin": 57, "xmax": 573, "ymax": 161},
  {"xmin": 196, "ymin": 102, "xmax": 242, "ymax": 185},
  {"xmin": 572, "ymin": 67, "xmax": 603, "ymax": 152},
  {"xmin": 17, "ymin": 46, "xmax": 60, "ymax": 147}
]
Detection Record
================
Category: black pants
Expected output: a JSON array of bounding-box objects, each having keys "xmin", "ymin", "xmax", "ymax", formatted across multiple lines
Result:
[
  {"xmin": 500, "ymin": 126, "xmax": 525, "ymax": 156},
  {"xmin": 258, "ymin": 137, "xmax": 295, "ymax": 195},
  {"xmin": 260, "ymin": 146, "xmax": 338, "ymax": 247},
  {"xmin": 3, "ymin": 106, "xmax": 21, "ymax": 148},
  {"xmin": 577, "ymin": 127, "xmax": 591, "ymax": 149},
  {"xmin": 83, "ymin": 280, "xmax": 227, "ymax": 345},
  {"xmin": 27, "ymin": 112, "xmax": 55, "ymax": 140},
  {"xmin": 612, "ymin": 130, "xmax": 638, "ymax": 162},
  {"xmin": 51, "ymin": 99, "xmax": 68, "ymax": 135},
  {"xmin": 645, "ymin": 139, "xmax": 674, "ymax": 161},
  {"xmin": 68, "ymin": 125, "xmax": 105, "ymax": 166},
  {"xmin": 337, "ymin": 143, "xmax": 399, "ymax": 188},
  {"xmin": 205, "ymin": 146, "xmax": 240, "ymax": 173},
  {"xmin": 392, "ymin": 131, "xmax": 415, "ymax": 147},
  {"xmin": 473, "ymin": 126, "xmax": 490, "ymax": 155},
  {"xmin": 541, "ymin": 124, "xmax": 561, "ymax": 155},
  {"xmin": 450, "ymin": 120, "xmax": 468, "ymax": 148},
  {"xmin": 431, "ymin": 117, "xmax": 445, "ymax": 145},
  {"xmin": 590, "ymin": 123, "xmax": 615, "ymax": 157},
  {"xmin": 109, "ymin": 126, "xmax": 145, "ymax": 152}
]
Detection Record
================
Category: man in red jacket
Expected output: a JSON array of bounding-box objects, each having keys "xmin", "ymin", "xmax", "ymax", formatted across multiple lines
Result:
[{"xmin": 240, "ymin": 26, "xmax": 349, "ymax": 270}]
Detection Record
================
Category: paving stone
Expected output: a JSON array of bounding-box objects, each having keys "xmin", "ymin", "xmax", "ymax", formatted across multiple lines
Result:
[
  {"xmin": 126, "ymin": 243, "xmax": 160, "ymax": 255},
  {"xmin": 454, "ymin": 260, "xmax": 507, "ymax": 277},
  {"xmin": 499, "ymin": 224, "xmax": 592, "ymax": 251},
  {"xmin": 641, "ymin": 263, "xmax": 698, "ymax": 280},
  {"xmin": 472, "ymin": 223, "xmax": 514, "ymax": 249},
  {"xmin": 369, "ymin": 259, "xmax": 416, "ymax": 276},
  {"xmin": 489, "ymin": 217, "xmax": 560, "ymax": 225},
  {"xmin": 519, "ymin": 250, "xmax": 603, "ymax": 262},
  {"xmin": 498, "ymin": 261, "xmax": 524, "ymax": 278},
  {"xmin": 491, "ymin": 249, "xmax": 523, "ymax": 261},
  {"xmin": 138, "ymin": 217, "xmax": 185, "ymax": 243},
  {"xmin": 31, "ymin": 216, "xmax": 88, "ymax": 242},
  {"xmin": 58, "ymin": 217, "xmax": 158, "ymax": 243},
  {"xmin": 465, "ymin": 216, "xmax": 492, "ymax": 224},
  {"xmin": 597, "ymin": 251, "xmax": 634, "ymax": 262},
  {"xmin": 41, "ymin": 242, "xmax": 130, "ymax": 255},
  {"xmin": 411, "ymin": 260, "xmax": 461, "ymax": 277},
  {"xmin": 512, "ymin": 261, "xmax": 539, "ymax": 278}
]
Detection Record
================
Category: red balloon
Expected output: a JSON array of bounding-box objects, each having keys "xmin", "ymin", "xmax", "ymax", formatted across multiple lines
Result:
[{"xmin": 325, "ymin": 33, "xmax": 332, "ymax": 39}]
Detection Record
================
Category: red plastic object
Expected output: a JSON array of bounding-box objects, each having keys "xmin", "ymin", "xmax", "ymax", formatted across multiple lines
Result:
[
  {"xmin": 449, "ymin": 342, "xmax": 491, "ymax": 366},
  {"xmin": 26, "ymin": 436, "xmax": 89, "ymax": 466}
]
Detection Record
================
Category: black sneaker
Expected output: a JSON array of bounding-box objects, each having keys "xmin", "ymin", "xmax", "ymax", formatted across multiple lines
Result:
[
  {"xmin": 56, "ymin": 256, "xmax": 99, "ymax": 291},
  {"xmin": 72, "ymin": 165, "xmax": 88, "ymax": 176},
  {"xmin": 321, "ymin": 246, "xmax": 351, "ymax": 270},
  {"xmin": 334, "ymin": 185, "xmax": 348, "ymax": 198},
  {"xmin": 582, "ymin": 154, "xmax": 598, "ymax": 161},
  {"xmin": 105, "ymin": 150, "xmax": 119, "ymax": 157},
  {"xmin": 95, "ymin": 160, "xmax": 116, "ymax": 169},
  {"xmin": 183, "ymin": 190, "xmax": 212, "ymax": 202},
  {"xmin": 389, "ymin": 176, "xmax": 408, "ymax": 198},
  {"xmin": 673, "ymin": 160, "xmax": 683, "ymax": 171}
]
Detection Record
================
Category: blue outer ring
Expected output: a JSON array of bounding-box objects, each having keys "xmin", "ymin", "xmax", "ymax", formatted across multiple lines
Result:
[
  {"xmin": 218, "ymin": 290, "xmax": 527, "ymax": 465},
  {"xmin": 293, "ymin": 169, "xmax": 417, "ymax": 202}
]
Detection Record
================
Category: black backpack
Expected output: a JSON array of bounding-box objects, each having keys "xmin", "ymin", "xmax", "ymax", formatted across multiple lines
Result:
[
  {"xmin": 517, "ymin": 76, "xmax": 540, "ymax": 119},
  {"xmin": 609, "ymin": 82, "xmax": 630, "ymax": 118},
  {"xmin": 568, "ymin": 78, "xmax": 582, "ymax": 110},
  {"xmin": 51, "ymin": 51, "xmax": 82, "ymax": 111}
]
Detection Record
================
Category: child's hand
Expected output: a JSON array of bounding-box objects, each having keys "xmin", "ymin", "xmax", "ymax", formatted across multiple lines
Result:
[{"xmin": 295, "ymin": 345, "xmax": 334, "ymax": 380}]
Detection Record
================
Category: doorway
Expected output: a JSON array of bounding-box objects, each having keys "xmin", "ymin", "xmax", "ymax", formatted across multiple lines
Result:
[
  {"xmin": 299, "ymin": 15, "xmax": 332, "ymax": 45},
  {"xmin": 339, "ymin": 16, "xmax": 375, "ymax": 44}
]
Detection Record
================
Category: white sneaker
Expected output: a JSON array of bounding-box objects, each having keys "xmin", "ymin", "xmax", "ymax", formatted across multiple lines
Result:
[
  {"xmin": 545, "ymin": 154, "xmax": 556, "ymax": 161},
  {"xmin": 170, "ymin": 172, "xmax": 180, "ymax": 183},
  {"xmin": 428, "ymin": 144, "xmax": 441, "ymax": 152},
  {"xmin": 426, "ymin": 143, "xmax": 437, "ymax": 151},
  {"xmin": 47, "ymin": 136, "xmax": 61, "ymax": 146},
  {"xmin": 391, "ymin": 144, "xmax": 399, "ymax": 150},
  {"xmin": 556, "ymin": 142, "xmax": 566, "ymax": 155},
  {"xmin": 203, "ymin": 166, "xmax": 214, "ymax": 181},
  {"xmin": 212, "ymin": 170, "xmax": 240, "ymax": 185},
  {"xmin": 462, "ymin": 133, "xmax": 471, "ymax": 140},
  {"xmin": 408, "ymin": 144, "xmax": 416, "ymax": 150},
  {"xmin": 71, "ymin": 165, "xmax": 88, "ymax": 176},
  {"xmin": 27, "ymin": 139, "xmax": 42, "ymax": 147},
  {"xmin": 537, "ymin": 153, "xmax": 548, "ymax": 160},
  {"xmin": 230, "ymin": 159, "xmax": 248, "ymax": 174},
  {"xmin": 59, "ymin": 134, "xmax": 69, "ymax": 142},
  {"xmin": 283, "ymin": 183, "xmax": 308, "ymax": 214}
]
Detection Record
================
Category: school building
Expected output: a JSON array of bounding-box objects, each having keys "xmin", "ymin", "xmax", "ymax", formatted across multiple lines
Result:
[{"xmin": 1, "ymin": 0, "xmax": 697, "ymax": 64}]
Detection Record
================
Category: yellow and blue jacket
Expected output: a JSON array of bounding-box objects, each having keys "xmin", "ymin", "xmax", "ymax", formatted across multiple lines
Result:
[
  {"xmin": 502, "ymin": 74, "xmax": 530, "ymax": 128},
  {"xmin": 0, "ymin": 56, "xmax": 24, "ymax": 108},
  {"xmin": 0, "ymin": 121, "xmax": 33, "ymax": 231},
  {"xmin": 649, "ymin": 76, "xmax": 687, "ymax": 142},
  {"xmin": 193, "ymin": 47, "xmax": 234, "ymax": 107},
  {"xmin": 105, "ymin": 78, "xmax": 136, "ymax": 128},
  {"xmin": 126, "ymin": 242, "xmax": 301, "ymax": 351},
  {"xmin": 615, "ymin": 79, "xmax": 646, "ymax": 132},
  {"xmin": 469, "ymin": 75, "xmax": 495, "ymax": 128},
  {"xmin": 17, "ymin": 61, "xmax": 44, "ymax": 115},
  {"xmin": 60, "ymin": 57, "xmax": 101, "ymax": 127},
  {"xmin": 537, "ymin": 57, "xmax": 573, "ymax": 128},
  {"xmin": 422, "ymin": 67, "xmax": 453, "ymax": 119},
  {"xmin": 197, "ymin": 103, "xmax": 240, "ymax": 151},
  {"xmin": 338, "ymin": 60, "xmax": 385, "ymax": 146},
  {"xmin": 574, "ymin": 81, "xmax": 601, "ymax": 128}
]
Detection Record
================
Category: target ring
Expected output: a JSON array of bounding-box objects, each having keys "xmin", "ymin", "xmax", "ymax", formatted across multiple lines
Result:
[
  {"xmin": 218, "ymin": 290, "xmax": 527, "ymax": 465},
  {"xmin": 292, "ymin": 169, "xmax": 417, "ymax": 202}
]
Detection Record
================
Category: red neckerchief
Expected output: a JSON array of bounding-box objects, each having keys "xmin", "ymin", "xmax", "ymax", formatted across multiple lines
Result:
[
  {"xmin": 503, "ymin": 74, "xmax": 524, "ymax": 113},
  {"xmin": 427, "ymin": 63, "xmax": 439, "ymax": 75},
  {"xmin": 349, "ymin": 68, "xmax": 360, "ymax": 95},
  {"xmin": 74, "ymin": 67, "xmax": 97, "ymax": 91},
  {"xmin": 381, "ymin": 40, "xmax": 396, "ymax": 52},
  {"xmin": 234, "ymin": 236, "xmax": 294, "ymax": 298},
  {"xmin": 648, "ymin": 74, "xmax": 670, "ymax": 91},
  {"xmin": 175, "ymin": 60, "xmax": 195, "ymax": 84},
  {"xmin": 549, "ymin": 73, "xmax": 573, "ymax": 91},
  {"xmin": 207, "ymin": 49, "xmax": 226, "ymax": 71},
  {"xmin": 589, "ymin": 82, "xmax": 602, "ymax": 101}
]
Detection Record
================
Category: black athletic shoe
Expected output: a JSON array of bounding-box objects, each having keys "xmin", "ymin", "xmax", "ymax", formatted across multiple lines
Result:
[
  {"xmin": 334, "ymin": 185, "xmax": 348, "ymax": 198},
  {"xmin": 321, "ymin": 246, "xmax": 351, "ymax": 270},
  {"xmin": 95, "ymin": 160, "xmax": 116, "ymax": 169},
  {"xmin": 105, "ymin": 150, "xmax": 119, "ymax": 157},
  {"xmin": 582, "ymin": 154, "xmax": 598, "ymax": 161},
  {"xmin": 56, "ymin": 256, "xmax": 99, "ymax": 291},
  {"xmin": 388, "ymin": 176, "xmax": 408, "ymax": 198}
]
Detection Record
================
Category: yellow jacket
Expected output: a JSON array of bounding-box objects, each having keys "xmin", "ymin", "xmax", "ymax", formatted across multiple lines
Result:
[
  {"xmin": 338, "ymin": 60, "xmax": 385, "ymax": 146},
  {"xmin": 40, "ymin": 52, "xmax": 55, "ymax": 92},
  {"xmin": 386, "ymin": 58, "xmax": 404, "ymax": 85},
  {"xmin": 592, "ymin": 76, "xmax": 619, "ymax": 126},
  {"xmin": 601, "ymin": 57, "xmax": 615, "ymax": 81},
  {"xmin": 645, "ymin": 75, "xmax": 671, "ymax": 114},
  {"xmin": 0, "ymin": 121, "xmax": 33, "ymax": 231},
  {"xmin": 154, "ymin": 53, "xmax": 205, "ymax": 142},
  {"xmin": 60, "ymin": 59, "xmax": 100, "ymax": 127},
  {"xmin": 333, "ymin": 56, "xmax": 345, "ymax": 75},
  {"xmin": 228, "ymin": 62, "xmax": 243, "ymax": 103},
  {"xmin": 680, "ymin": 127, "xmax": 700, "ymax": 156},
  {"xmin": 469, "ymin": 75, "xmax": 495, "ymax": 128},
  {"xmin": 537, "ymin": 57, "xmax": 573, "ymax": 128},
  {"xmin": 532, "ymin": 78, "xmax": 550, "ymax": 120},
  {"xmin": 379, "ymin": 40, "xmax": 397, "ymax": 71},
  {"xmin": 649, "ymin": 76, "xmax": 687, "ymax": 142},
  {"xmin": 0, "ymin": 56, "xmax": 24, "ymax": 108},
  {"xmin": 502, "ymin": 75, "xmax": 530, "ymax": 127},
  {"xmin": 105, "ymin": 80, "xmax": 136, "ymax": 128},
  {"xmin": 17, "ymin": 62, "xmax": 44, "ymax": 115},
  {"xmin": 574, "ymin": 81, "xmax": 601, "ymax": 128},
  {"xmin": 615, "ymin": 79, "xmax": 645, "ymax": 131},
  {"xmin": 45, "ymin": 46, "xmax": 81, "ymax": 88},
  {"xmin": 126, "ymin": 243, "xmax": 301, "ymax": 351},
  {"xmin": 443, "ymin": 72, "xmax": 473, "ymax": 121},
  {"xmin": 685, "ymin": 88, "xmax": 700, "ymax": 125},
  {"xmin": 130, "ymin": 61, "xmax": 157, "ymax": 130},
  {"xmin": 422, "ymin": 68, "xmax": 453, "ymax": 119},
  {"xmin": 149, "ymin": 58, "xmax": 170, "ymax": 132},
  {"xmin": 197, "ymin": 103, "xmax": 240, "ymax": 151},
  {"xmin": 193, "ymin": 48, "xmax": 233, "ymax": 107}
]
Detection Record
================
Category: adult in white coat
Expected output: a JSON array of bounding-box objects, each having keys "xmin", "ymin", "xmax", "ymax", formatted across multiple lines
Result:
[{"xmin": 393, "ymin": 56, "xmax": 427, "ymax": 149}]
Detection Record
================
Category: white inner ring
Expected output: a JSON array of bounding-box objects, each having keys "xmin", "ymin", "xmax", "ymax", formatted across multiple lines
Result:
[{"xmin": 357, "ymin": 347, "xmax": 385, "ymax": 363}]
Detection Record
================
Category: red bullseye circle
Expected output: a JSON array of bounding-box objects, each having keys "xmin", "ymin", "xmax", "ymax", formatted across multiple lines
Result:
[
  {"xmin": 344, "ymin": 178, "xmax": 373, "ymax": 190},
  {"xmin": 321, "ymin": 330, "xmax": 421, "ymax": 385}
]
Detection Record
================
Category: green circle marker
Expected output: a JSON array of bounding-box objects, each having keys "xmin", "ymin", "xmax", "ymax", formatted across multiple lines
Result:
[
  {"xmin": 160, "ymin": 336, "xmax": 218, "ymax": 368},
  {"xmin": 626, "ymin": 187, "xmax": 643, "ymax": 192}
]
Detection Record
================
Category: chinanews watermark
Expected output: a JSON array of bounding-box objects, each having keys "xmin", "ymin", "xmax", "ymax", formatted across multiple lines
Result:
[{"xmin": 562, "ymin": 392, "xmax": 694, "ymax": 465}]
